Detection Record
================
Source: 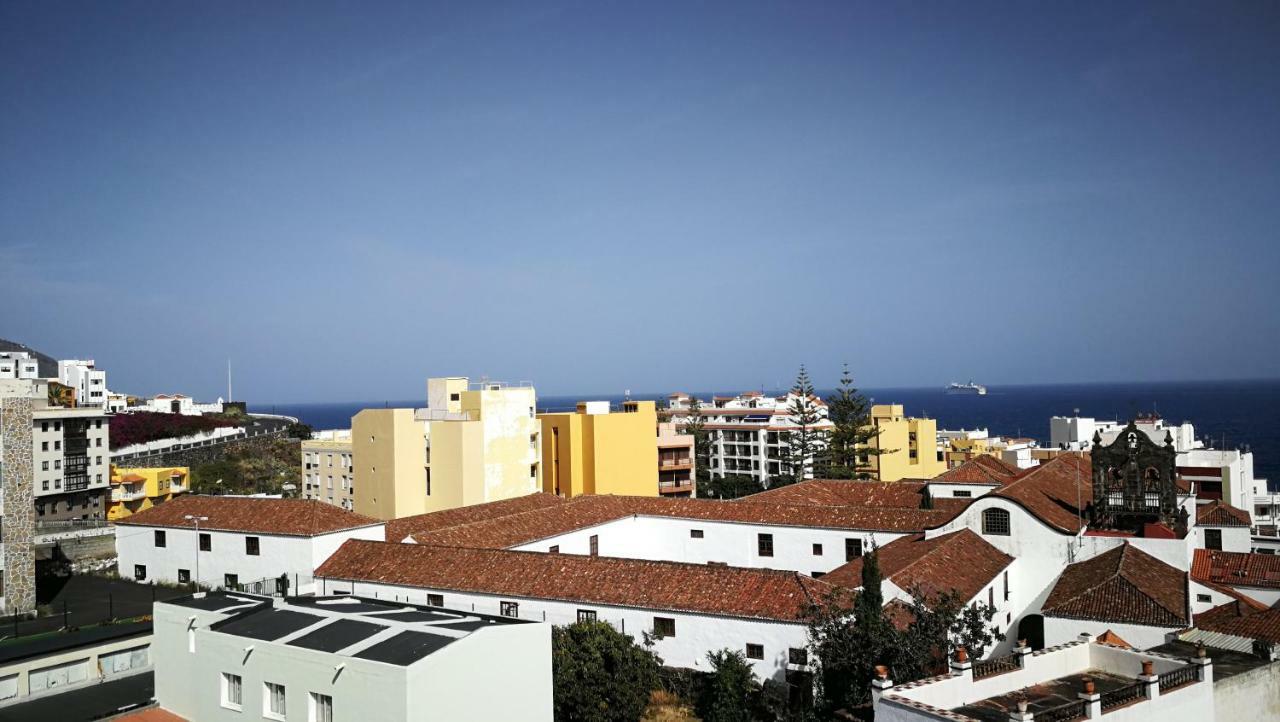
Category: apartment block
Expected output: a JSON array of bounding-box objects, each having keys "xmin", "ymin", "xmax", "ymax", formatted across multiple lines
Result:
[
  {"xmin": 0, "ymin": 353, "xmax": 39, "ymax": 380},
  {"xmin": 33, "ymin": 404, "xmax": 110, "ymax": 521},
  {"xmin": 107, "ymin": 465, "xmax": 188, "ymax": 520},
  {"xmin": 301, "ymin": 430, "xmax": 354, "ymax": 511},
  {"xmin": 352, "ymin": 378, "xmax": 541, "ymax": 521},
  {"xmin": 57, "ymin": 359, "xmax": 108, "ymax": 408},
  {"xmin": 539, "ymin": 400, "xmax": 658, "ymax": 497},
  {"xmin": 866, "ymin": 404, "xmax": 946, "ymax": 481},
  {"xmin": 656, "ymin": 421, "xmax": 695, "ymax": 496}
]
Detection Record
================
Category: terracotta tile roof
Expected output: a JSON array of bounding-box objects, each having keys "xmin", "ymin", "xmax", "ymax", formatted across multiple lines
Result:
[
  {"xmin": 820, "ymin": 529, "xmax": 1013, "ymax": 603},
  {"xmin": 315, "ymin": 540, "xmax": 832, "ymax": 622},
  {"xmin": 990, "ymin": 453, "xmax": 1091, "ymax": 533},
  {"xmin": 1192, "ymin": 549, "xmax": 1280, "ymax": 590},
  {"xmin": 115, "ymin": 495, "xmax": 384, "ymax": 537},
  {"xmin": 1096, "ymin": 630, "xmax": 1132, "ymax": 648},
  {"xmin": 408, "ymin": 494, "xmax": 955, "ymax": 548},
  {"xmin": 1196, "ymin": 500, "xmax": 1252, "ymax": 527},
  {"xmin": 1042, "ymin": 544, "xmax": 1188, "ymax": 627},
  {"xmin": 387, "ymin": 493, "xmax": 567, "ymax": 542},
  {"xmin": 742, "ymin": 479, "xmax": 951, "ymax": 509},
  {"xmin": 115, "ymin": 708, "xmax": 188, "ymax": 722},
  {"xmin": 931, "ymin": 456, "xmax": 1020, "ymax": 485},
  {"xmin": 1194, "ymin": 600, "xmax": 1280, "ymax": 644}
]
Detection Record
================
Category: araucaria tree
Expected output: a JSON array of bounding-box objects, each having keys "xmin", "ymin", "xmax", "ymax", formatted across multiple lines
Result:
[
  {"xmin": 780, "ymin": 365, "xmax": 827, "ymax": 486},
  {"xmin": 552, "ymin": 620, "xmax": 662, "ymax": 722},
  {"xmin": 683, "ymin": 396, "xmax": 713, "ymax": 484},
  {"xmin": 822, "ymin": 364, "xmax": 887, "ymax": 479}
]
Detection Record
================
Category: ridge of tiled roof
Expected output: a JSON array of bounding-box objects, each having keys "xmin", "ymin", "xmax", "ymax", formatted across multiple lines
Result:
[
  {"xmin": 315, "ymin": 540, "xmax": 833, "ymax": 623},
  {"xmin": 1096, "ymin": 630, "xmax": 1132, "ymax": 648},
  {"xmin": 821, "ymin": 529, "xmax": 1013, "ymax": 603},
  {"xmin": 1042, "ymin": 544, "xmax": 1188, "ymax": 627},
  {"xmin": 1192, "ymin": 549, "xmax": 1280, "ymax": 590},
  {"xmin": 931, "ymin": 456, "xmax": 1021, "ymax": 485},
  {"xmin": 116, "ymin": 495, "xmax": 383, "ymax": 537},
  {"xmin": 410, "ymin": 494, "xmax": 954, "ymax": 549},
  {"xmin": 990, "ymin": 453, "xmax": 1091, "ymax": 533},
  {"xmin": 741, "ymin": 479, "xmax": 963, "ymax": 510},
  {"xmin": 388, "ymin": 493, "xmax": 567, "ymax": 542},
  {"xmin": 1195, "ymin": 500, "xmax": 1252, "ymax": 528},
  {"xmin": 1193, "ymin": 599, "xmax": 1280, "ymax": 644}
]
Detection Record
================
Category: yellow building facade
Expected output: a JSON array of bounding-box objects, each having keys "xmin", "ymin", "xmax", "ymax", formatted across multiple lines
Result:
[
  {"xmin": 539, "ymin": 401, "xmax": 659, "ymax": 497},
  {"xmin": 352, "ymin": 378, "xmax": 542, "ymax": 521},
  {"xmin": 108, "ymin": 466, "xmax": 188, "ymax": 521},
  {"xmin": 866, "ymin": 404, "xmax": 947, "ymax": 481}
]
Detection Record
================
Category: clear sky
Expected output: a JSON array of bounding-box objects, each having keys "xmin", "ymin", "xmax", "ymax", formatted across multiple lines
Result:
[{"xmin": 3, "ymin": 2, "xmax": 1278, "ymax": 403}]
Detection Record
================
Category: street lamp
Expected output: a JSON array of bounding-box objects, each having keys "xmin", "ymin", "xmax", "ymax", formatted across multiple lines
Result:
[{"xmin": 184, "ymin": 515, "xmax": 209, "ymax": 589}]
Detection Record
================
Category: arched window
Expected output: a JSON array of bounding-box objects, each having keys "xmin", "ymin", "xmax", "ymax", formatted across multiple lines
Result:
[{"xmin": 982, "ymin": 508, "xmax": 1011, "ymax": 536}]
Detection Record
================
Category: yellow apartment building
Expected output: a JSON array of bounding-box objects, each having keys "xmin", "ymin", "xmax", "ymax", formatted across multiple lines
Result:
[
  {"xmin": 301, "ymin": 430, "xmax": 354, "ymax": 510},
  {"xmin": 539, "ymin": 400, "xmax": 659, "ymax": 498},
  {"xmin": 866, "ymin": 404, "xmax": 947, "ymax": 481},
  {"xmin": 352, "ymin": 377, "xmax": 541, "ymax": 520},
  {"xmin": 108, "ymin": 466, "xmax": 188, "ymax": 521}
]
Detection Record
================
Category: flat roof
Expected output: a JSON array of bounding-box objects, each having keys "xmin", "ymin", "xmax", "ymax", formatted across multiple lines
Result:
[
  {"xmin": 953, "ymin": 669, "xmax": 1133, "ymax": 722},
  {"xmin": 185, "ymin": 593, "xmax": 531, "ymax": 668}
]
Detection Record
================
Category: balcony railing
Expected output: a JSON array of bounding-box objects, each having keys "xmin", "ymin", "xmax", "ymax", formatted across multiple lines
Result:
[
  {"xmin": 1158, "ymin": 664, "xmax": 1200, "ymax": 692},
  {"xmin": 1099, "ymin": 682, "xmax": 1144, "ymax": 712},
  {"xmin": 972, "ymin": 653, "xmax": 1021, "ymax": 679},
  {"xmin": 1036, "ymin": 700, "xmax": 1087, "ymax": 722}
]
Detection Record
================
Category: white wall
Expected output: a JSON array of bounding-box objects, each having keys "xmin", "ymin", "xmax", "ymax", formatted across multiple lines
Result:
[
  {"xmin": 317, "ymin": 577, "xmax": 811, "ymax": 682},
  {"xmin": 509, "ymin": 514, "xmax": 907, "ymax": 576},
  {"xmin": 1042, "ymin": 616, "xmax": 1178, "ymax": 650},
  {"xmin": 117, "ymin": 524, "xmax": 384, "ymax": 593}
]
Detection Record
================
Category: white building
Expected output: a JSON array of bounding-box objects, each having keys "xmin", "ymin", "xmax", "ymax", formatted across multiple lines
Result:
[
  {"xmin": 667, "ymin": 390, "xmax": 833, "ymax": 483},
  {"xmin": 152, "ymin": 591, "xmax": 551, "ymax": 722},
  {"xmin": 1050, "ymin": 413, "xmax": 1198, "ymax": 453},
  {"xmin": 57, "ymin": 359, "xmax": 108, "ymax": 408},
  {"xmin": 115, "ymin": 496, "xmax": 385, "ymax": 594},
  {"xmin": 0, "ymin": 352, "xmax": 39, "ymax": 380},
  {"xmin": 33, "ymin": 403, "xmax": 111, "ymax": 522},
  {"xmin": 141, "ymin": 393, "xmax": 225, "ymax": 415}
]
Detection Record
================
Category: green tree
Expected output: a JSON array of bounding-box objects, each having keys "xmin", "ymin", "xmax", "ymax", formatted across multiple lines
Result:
[
  {"xmin": 552, "ymin": 620, "xmax": 662, "ymax": 722},
  {"xmin": 779, "ymin": 365, "xmax": 827, "ymax": 486},
  {"xmin": 822, "ymin": 364, "xmax": 887, "ymax": 479},
  {"xmin": 703, "ymin": 474, "xmax": 764, "ymax": 500},
  {"xmin": 285, "ymin": 422, "xmax": 314, "ymax": 440},
  {"xmin": 697, "ymin": 649, "xmax": 760, "ymax": 722},
  {"xmin": 682, "ymin": 396, "xmax": 713, "ymax": 484}
]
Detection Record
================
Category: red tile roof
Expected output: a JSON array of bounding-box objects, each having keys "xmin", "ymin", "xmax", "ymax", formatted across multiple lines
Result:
[
  {"xmin": 742, "ymin": 479, "xmax": 956, "ymax": 509},
  {"xmin": 115, "ymin": 708, "xmax": 188, "ymax": 722},
  {"xmin": 406, "ymin": 494, "xmax": 955, "ymax": 548},
  {"xmin": 1192, "ymin": 549, "xmax": 1280, "ymax": 590},
  {"xmin": 1042, "ymin": 544, "xmax": 1188, "ymax": 627},
  {"xmin": 1096, "ymin": 630, "xmax": 1132, "ymax": 648},
  {"xmin": 315, "ymin": 540, "xmax": 832, "ymax": 622},
  {"xmin": 1194, "ymin": 600, "xmax": 1280, "ymax": 644},
  {"xmin": 387, "ymin": 493, "xmax": 567, "ymax": 542},
  {"xmin": 821, "ymin": 529, "xmax": 1012, "ymax": 603},
  {"xmin": 1196, "ymin": 500, "xmax": 1252, "ymax": 527},
  {"xmin": 931, "ymin": 456, "xmax": 1021, "ymax": 485},
  {"xmin": 116, "ymin": 495, "xmax": 383, "ymax": 537},
  {"xmin": 989, "ymin": 453, "xmax": 1092, "ymax": 533}
]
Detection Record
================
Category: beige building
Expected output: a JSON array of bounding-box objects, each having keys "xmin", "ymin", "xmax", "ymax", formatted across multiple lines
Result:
[
  {"xmin": 866, "ymin": 404, "xmax": 946, "ymax": 481},
  {"xmin": 656, "ymin": 421, "xmax": 695, "ymax": 496},
  {"xmin": 301, "ymin": 429, "xmax": 354, "ymax": 510},
  {"xmin": 352, "ymin": 378, "xmax": 541, "ymax": 520}
]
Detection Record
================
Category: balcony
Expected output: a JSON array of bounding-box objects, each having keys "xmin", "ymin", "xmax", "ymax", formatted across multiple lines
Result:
[
  {"xmin": 111, "ymin": 485, "xmax": 146, "ymax": 502},
  {"xmin": 658, "ymin": 457, "xmax": 692, "ymax": 470},
  {"xmin": 658, "ymin": 480, "xmax": 695, "ymax": 495}
]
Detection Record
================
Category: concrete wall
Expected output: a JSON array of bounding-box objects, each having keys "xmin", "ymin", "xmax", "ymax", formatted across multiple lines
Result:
[
  {"xmin": 1042, "ymin": 616, "xmax": 1179, "ymax": 650},
  {"xmin": 1214, "ymin": 656, "xmax": 1280, "ymax": 722},
  {"xmin": 352, "ymin": 409, "xmax": 426, "ymax": 520},
  {"xmin": 411, "ymin": 621, "xmax": 553, "ymax": 721},
  {"xmin": 461, "ymin": 386, "xmax": 540, "ymax": 502},
  {"xmin": 539, "ymin": 403, "xmax": 659, "ymax": 497},
  {"xmin": 0, "ymin": 631, "xmax": 151, "ymax": 707},
  {"xmin": 111, "ymin": 432, "xmax": 292, "ymax": 472}
]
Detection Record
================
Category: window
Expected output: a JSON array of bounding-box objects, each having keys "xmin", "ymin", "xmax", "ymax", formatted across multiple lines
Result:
[
  {"xmin": 577, "ymin": 609, "xmax": 597, "ymax": 623},
  {"xmin": 134, "ymin": 565, "xmax": 146, "ymax": 580},
  {"xmin": 690, "ymin": 529, "xmax": 704, "ymax": 539},
  {"xmin": 811, "ymin": 571, "xmax": 825, "ymax": 578},
  {"xmin": 530, "ymin": 464, "xmax": 537, "ymax": 479},
  {"xmin": 789, "ymin": 647, "xmax": 809, "ymax": 665},
  {"xmin": 988, "ymin": 586, "xmax": 994, "ymax": 606},
  {"xmin": 1196, "ymin": 593, "xmax": 1212, "ymax": 603},
  {"xmin": 1205, "ymin": 529, "xmax": 1223, "ymax": 551},
  {"xmin": 150, "ymin": 530, "xmax": 166, "ymax": 548},
  {"xmin": 845, "ymin": 538, "xmax": 863, "ymax": 561},
  {"xmin": 427, "ymin": 593, "xmax": 444, "ymax": 607},
  {"xmin": 178, "ymin": 569, "xmax": 190, "ymax": 584},
  {"xmin": 264, "ymin": 681, "xmax": 286, "ymax": 720},
  {"xmin": 653, "ymin": 617, "xmax": 675, "ymax": 638},
  {"xmin": 549, "ymin": 545, "xmax": 560, "ymax": 553},
  {"xmin": 450, "ymin": 393, "xmax": 460, "ymax": 402},
  {"xmin": 199, "ymin": 533, "xmax": 211, "ymax": 551},
  {"xmin": 501, "ymin": 601, "xmax": 519, "ymax": 618},
  {"xmin": 246, "ymin": 536, "xmax": 260, "ymax": 556},
  {"xmin": 41, "ymin": 461, "xmax": 48, "ymax": 471},
  {"xmin": 954, "ymin": 490, "xmax": 973, "ymax": 498},
  {"xmin": 745, "ymin": 643, "xmax": 764, "ymax": 660},
  {"xmin": 309, "ymin": 692, "xmax": 333, "ymax": 722},
  {"xmin": 758, "ymin": 533, "xmax": 774, "ymax": 557},
  {"xmin": 1003, "ymin": 571, "xmax": 1009, "ymax": 601},
  {"xmin": 224, "ymin": 574, "xmax": 239, "ymax": 589},
  {"xmin": 41, "ymin": 441, "xmax": 47, "ymax": 451},
  {"xmin": 589, "ymin": 535, "xmax": 599, "ymax": 556},
  {"xmin": 812, "ymin": 543, "xmax": 823, "ymax": 556},
  {"xmin": 221, "ymin": 673, "xmax": 243, "ymax": 711},
  {"xmin": 982, "ymin": 508, "xmax": 1011, "ymax": 536}
]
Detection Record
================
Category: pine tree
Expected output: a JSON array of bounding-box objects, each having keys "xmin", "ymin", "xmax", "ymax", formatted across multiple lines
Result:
[
  {"xmin": 779, "ymin": 365, "xmax": 827, "ymax": 485},
  {"xmin": 682, "ymin": 396, "xmax": 713, "ymax": 484},
  {"xmin": 823, "ymin": 364, "xmax": 888, "ymax": 480}
]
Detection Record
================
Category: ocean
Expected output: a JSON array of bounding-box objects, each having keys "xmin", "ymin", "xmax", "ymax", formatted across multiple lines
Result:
[{"xmin": 251, "ymin": 379, "xmax": 1280, "ymax": 487}]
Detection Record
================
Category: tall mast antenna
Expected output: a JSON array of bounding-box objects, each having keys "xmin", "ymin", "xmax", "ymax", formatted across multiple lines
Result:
[{"xmin": 227, "ymin": 359, "xmax": 233, "ymax": 401}]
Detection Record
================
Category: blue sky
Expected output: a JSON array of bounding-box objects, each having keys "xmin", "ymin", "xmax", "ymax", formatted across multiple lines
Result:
[{"xmin": 3, "ymin": 2, "xmax": 1278, "ymax": 403}]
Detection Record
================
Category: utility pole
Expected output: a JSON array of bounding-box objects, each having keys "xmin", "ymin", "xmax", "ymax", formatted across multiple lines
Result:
[
  {"xmin": 227, "ymin": 359, "xmax": 233, "ymax": 401},
  {"xmin": 185, "ymin": 515, "xmax": 209, "ymax": 588}
]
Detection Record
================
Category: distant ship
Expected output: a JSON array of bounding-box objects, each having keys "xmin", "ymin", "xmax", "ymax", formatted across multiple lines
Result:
[{"xmin": 947, "ymin": 381, "xmax": 987, "ymax": 396}]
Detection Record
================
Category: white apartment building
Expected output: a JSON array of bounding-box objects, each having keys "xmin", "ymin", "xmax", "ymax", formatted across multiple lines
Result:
[
  {"xmin": 152, "ymin": 592, "xmax": 551, "ymax": 722},
  {"xmin": 1050, "ymin": 413, "xmax": 1198, "ymax": 452},
  {"xmin": 0, "ymin": 352, "xmax": 39, "ymax": 380},
  {"xmin": 57, "ymin": 359, "xmax": 108, "ymax": 408},
  {"xmin": 33, "ymin": 403, "xmax": 111, "ymax": 522},
  {"xmin": 116, "ymin": 496, "xmax": 385, "ymax": 594},
  {"xmin": 668, "ymin": 390, "xmax": 833, "ymax": 483},
  {"xmin": 302, "ymin": 430, "xmax": 355, "ymax": 510}
]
